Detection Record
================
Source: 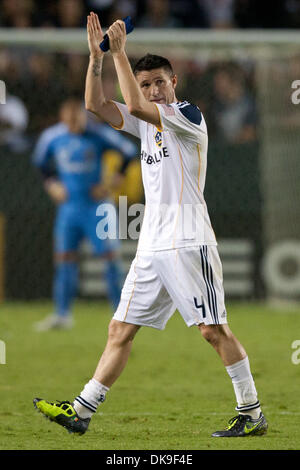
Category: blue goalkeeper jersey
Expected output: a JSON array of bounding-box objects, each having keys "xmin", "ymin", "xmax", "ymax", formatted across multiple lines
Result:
[{"xmin": 32, "ymin": 120, "xmax": 137, "ymax": 205}]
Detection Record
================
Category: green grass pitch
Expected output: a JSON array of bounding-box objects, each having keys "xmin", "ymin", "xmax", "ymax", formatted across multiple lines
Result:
[{"xmin": 0, "ymin": 300, "xmax": 300, "ymax": 450}]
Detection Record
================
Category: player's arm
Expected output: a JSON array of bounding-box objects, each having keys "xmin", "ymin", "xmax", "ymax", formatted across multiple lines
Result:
[
  {"xmin": 107, "ymin": 20, "xmax": 161, "ymax": 128},
  {"xmin": 32, "ymin": 132, "xmax": 67, "ymax": 204},
  {"xmin": 85, "ymin": 12, "xmax": 123, "ymax": 128}
]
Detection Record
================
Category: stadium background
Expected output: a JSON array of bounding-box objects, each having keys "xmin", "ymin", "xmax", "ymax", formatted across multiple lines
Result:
[{"xmin": 0, "ymin": 0, "xmax": 299, "ymax": 307}]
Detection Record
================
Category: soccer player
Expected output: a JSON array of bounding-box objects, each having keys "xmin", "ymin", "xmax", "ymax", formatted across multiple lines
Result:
[
  {"xmin": 33, "ymin": 97, "xmax": 137, "ymax": 330},
  {"xmin": 34, "ymin": 13, "xmax": 268, "ymax": 437}
]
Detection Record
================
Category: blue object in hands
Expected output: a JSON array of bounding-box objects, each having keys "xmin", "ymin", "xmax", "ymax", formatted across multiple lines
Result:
[{"xmin": 100, "ymin": 16, "xmax": 134, "ymax": 52}]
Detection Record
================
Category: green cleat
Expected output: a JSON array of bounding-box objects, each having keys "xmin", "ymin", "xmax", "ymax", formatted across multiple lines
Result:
[
  {"xmin": 33, "ymin": 398, "xmax": 90, "ymax": 435},
  {"xmin": 212, "ymin": 412, "xmax": 268, "ymax": 437}
]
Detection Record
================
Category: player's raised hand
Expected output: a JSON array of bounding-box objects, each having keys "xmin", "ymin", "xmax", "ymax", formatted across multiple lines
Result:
[
  {"xmin": 107, "ymin": 20, "xmax": 127, "ymax": 55},
  {"xmin": 87, "ymin": 12, "xmax": 104, "ymax": 57}
]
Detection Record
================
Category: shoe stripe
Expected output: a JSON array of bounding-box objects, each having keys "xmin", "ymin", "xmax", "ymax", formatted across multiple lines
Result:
[{"xmin": 74, "ymin": 396, "xmax": 97, "ymax": 413}]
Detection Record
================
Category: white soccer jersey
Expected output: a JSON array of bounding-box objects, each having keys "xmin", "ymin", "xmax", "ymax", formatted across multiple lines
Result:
[{"xmin": 112, "ymin": 100, "xmax": 217, "ymax": 251}]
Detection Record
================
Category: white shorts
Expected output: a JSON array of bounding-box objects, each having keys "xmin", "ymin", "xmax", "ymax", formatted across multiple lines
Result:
[{"xmin": 113, "ymin": 245, "xmax": 227, "ymax": 330}]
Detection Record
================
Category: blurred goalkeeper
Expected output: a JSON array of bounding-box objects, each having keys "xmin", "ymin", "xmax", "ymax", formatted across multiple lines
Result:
[
  {"xmin": 34, "ymin": 12, "xmax": 268, "ymax": 438},
  {"xmin": 32, "ymin": 97, "xmax": 137, "ymax": 331}
]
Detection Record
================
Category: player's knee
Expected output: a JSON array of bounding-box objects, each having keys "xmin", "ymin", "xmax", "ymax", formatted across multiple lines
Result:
[
  {"xmin": 107, "ymin": 320, "xmax": 139, "ymax": 347},
  {"xmin": 199, "ymin": 325, "xmax": 219, "ymax": 346},
  {"xmin": 199, "ymin": 324, "xmax": 230, "ymax": 347}
]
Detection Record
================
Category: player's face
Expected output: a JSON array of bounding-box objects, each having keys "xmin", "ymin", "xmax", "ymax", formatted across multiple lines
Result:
[
  {"xmin": 61, "ymin": 104, "xmax": 87, "ymax": 134},
  {"xmin": 136, "ymin": 68, "xmax": 177, "ymax": 105}
]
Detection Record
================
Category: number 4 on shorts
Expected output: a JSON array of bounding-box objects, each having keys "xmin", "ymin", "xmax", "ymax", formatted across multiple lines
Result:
[{"xmin": 193, "ymin": 297, "xmax": 206, "ymax": 318}]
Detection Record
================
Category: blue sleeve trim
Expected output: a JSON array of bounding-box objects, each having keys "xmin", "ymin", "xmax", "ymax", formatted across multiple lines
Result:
[{"xmin": 177, "ymin": 103, "xmax": 202, "ymax": 125}]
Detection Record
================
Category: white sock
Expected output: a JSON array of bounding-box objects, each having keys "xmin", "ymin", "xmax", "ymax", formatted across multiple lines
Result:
[
  {"xmin": 226, "ymin": 356, "xmax": 261, "ymax": 420},
  {"xmin": 73, "ymin": 378, "xmax": 109, "ymax": 419}
]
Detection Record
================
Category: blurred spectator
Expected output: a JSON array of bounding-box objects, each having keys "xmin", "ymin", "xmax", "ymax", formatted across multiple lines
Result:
[
  {"xmin": 171, "ymin": 0, "xmax": 209, "ymax": 28},
  {"xmin": 212, "ymin": 66, "xmax": 257, "ymax": 144},
  {"xmin": 0, "ymin": 49, "xmax": 23, "ymax": 91},
  {"xmin": 22, "ymin": 53, "xmax": 66, "ymax": 134},
  {"xmin": 106, "ymin": 0, "xmax": 138, "ymax": 26},
  {"xmin": 85, "ymin": 0, "xmax": 115, "ymax": 27},
  {"xmin": 55, "ymin": 0, "xmax": 87, "ymax": 27},
  {"xmin": 1, "ymin": 0, "xmax": 299, "ymax": 29},
  {"xmin": 0, "ymin": 49, "xmax": 29, "ymax": 151},
  {"xmin": 37, "ymin": 2, "xmax": 59, "ymax": 28},
  {"xmin": 0, "ymin": 0, "xmax": 35, "ymax": 27},
  {"xmin": 137, "ymin": 0, "xmax": 183, "ymax": 28},
  {"xmin": 233, "ymin": 0, "xmax": 289, "ymax": 28},
  {"xmin": 86, "ymin": 0, "xmax": 138, "ymax": 27},
  {"xmin": 202, "ymin": 0, "xmax": 234, "ymax": 29},
  {"xmin": 0, "ymin": 92, "xmax": 29, "ymax": 152},
  {"xmin": 62, "ymin": 53, "xmax": 88, "ymax": 95},
  {"xmin": 284, "ymin": 0, "xmax": 300, "ymax": 28}
]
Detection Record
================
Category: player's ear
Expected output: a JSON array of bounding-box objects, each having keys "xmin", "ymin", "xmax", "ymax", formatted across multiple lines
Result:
[{"xmin": 172, "ymin": 74, "xmax": 177, "ymax": 89}]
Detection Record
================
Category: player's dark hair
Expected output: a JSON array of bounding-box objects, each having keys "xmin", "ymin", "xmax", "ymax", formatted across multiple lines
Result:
[
  {"xmin": 133, "ymin": 54, "xmax": 174, "ymax": 76},
  {"xmin": 60, "ymin": 97, "xmax": 83, "ymax": 110}
]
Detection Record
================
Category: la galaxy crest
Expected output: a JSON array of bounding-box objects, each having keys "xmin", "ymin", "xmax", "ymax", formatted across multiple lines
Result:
[
  {"xmin": 154, "ymin": 130, "xmax": 162, "ymax": 147},
  {"xmin": 141, "ymin": 129, "xmax": 169, "ymax": 164}
]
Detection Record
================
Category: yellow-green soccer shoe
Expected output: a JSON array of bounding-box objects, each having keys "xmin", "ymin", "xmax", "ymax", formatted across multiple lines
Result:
[
  {"xmin": 33, "ymin": 398, "xmax": 90, "ymax": 435},
  {"xmin": 211, "ymin": 413, "xmax": 268, "ymax": 437}
]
